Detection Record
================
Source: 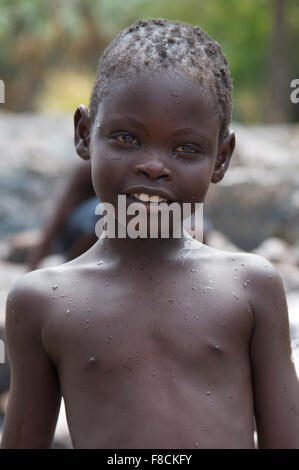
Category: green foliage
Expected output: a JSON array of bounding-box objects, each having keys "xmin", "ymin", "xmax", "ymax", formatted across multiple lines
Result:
[{"xmin": 0, "ymin": 0, "xmax": 298, "ymax": 121}]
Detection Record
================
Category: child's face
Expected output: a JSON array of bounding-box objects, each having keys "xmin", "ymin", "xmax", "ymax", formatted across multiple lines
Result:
[{"xmin": 80, "ymin": 71, "xmax": 233, "ymax": 212}]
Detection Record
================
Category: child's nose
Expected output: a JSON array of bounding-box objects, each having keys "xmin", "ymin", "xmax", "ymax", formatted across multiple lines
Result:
[{"xmin": 135, "ymin": 160, "xmax": 171, "ymax": 181}]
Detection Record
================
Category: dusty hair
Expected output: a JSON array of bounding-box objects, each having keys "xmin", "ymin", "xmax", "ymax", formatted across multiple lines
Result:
[{"xmin": 89, "ymin": 18, "xmax": 233, "ymax": 142}]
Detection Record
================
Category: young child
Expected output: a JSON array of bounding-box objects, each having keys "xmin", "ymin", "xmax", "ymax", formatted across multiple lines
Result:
[{"xmin": 1, "ymin": 18, "xmax": 299, "ymax": 449}]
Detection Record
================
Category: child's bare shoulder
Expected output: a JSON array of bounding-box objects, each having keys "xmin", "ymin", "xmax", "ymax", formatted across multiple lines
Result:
[
  {"xmin": 203, "ymin": 245, "xmax": 285, "ymax": 317},
  {"xmin": 6, "ymin": 264, "xmax": 70, "ymax": 324},
  {"xmin": 235, "ymin": 250, "xmax": 287, "ymax": 318},
  {"xmin": 10, "ymin": 266, "xmax": 58, "ymax": 298},
  {"xmin": 200, "ymin": 244, "xmax": 283, "ymax": 294},
  {"xmin": 229, "ymin": 250, "xmax": 284, "ymax": 294},
  {"xmin": 202, "ymin": 244, "xmax": 280, "ymax": 279}
]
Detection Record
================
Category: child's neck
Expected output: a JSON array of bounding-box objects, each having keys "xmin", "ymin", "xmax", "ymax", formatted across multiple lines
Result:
[{"xmin": 95, "ymin": 229, "xmax": 198, "ymax": 264}]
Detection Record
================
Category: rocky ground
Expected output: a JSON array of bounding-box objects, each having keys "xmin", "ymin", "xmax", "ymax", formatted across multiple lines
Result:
[{"xmin": 0, "ymin": 112, "xmax": 299, "ymax": 448}]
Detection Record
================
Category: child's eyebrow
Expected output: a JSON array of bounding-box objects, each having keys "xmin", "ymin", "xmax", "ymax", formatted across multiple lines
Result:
[
  {"xmin": 171, "ymin": 127, "xmax": 213, "ymax": 148},
  {"xmin": 100, "ymin": 116, "xmax": 147, "ymax": 133},
  {"xmin": 171, "ymin": 127, "xmax": 208, "ymax": 139}
]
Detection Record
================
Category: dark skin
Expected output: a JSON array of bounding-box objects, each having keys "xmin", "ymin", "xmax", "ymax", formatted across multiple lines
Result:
[{"xmin": 2, "ymin": 71, "xmax": 299, "ymax": 449}]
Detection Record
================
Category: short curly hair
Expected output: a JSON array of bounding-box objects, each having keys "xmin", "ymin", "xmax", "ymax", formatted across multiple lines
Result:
[{"xmin": 89, "ymin": 18, "xmax": 233, "ymax": 143}]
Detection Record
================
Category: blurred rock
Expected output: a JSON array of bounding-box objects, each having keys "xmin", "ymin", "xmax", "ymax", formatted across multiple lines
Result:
[
  {"xmin": 39, "ymin": 254, "xmax": 66, "ymax": 269},
  {"xmin": 206, "ymin": 230, "xmax": 241, "ymax": 252},
  {"xmin": 206, "ymin": 166, "xmax": 299, "ymax": 251},
  {"xmin": 0, "ymin": 240, "xmax": 9, "ymax": 261},
  {"xmin": 0, "ymin": 112, "xmax": 75, "ymax": 176},
  {"xmin": 205, "ymin": 123, "xmax": 299, "ymax": 250},
  {"xmin": 278, "ymin": 265, "xmax": 299, "ymax": 292},
  {"xmin": 292, "ymin": 240, "xmax": 299, "ymax": 267},
  {"xmin": 253, "ymin": 237, "xmax": 296, "ymax": 265},
  {"xmin": 231, "ymin": 123, "xmax": 299, "ymax": 169},
  {"xmin": 252, "ymin": 238, "xmax": 299, "ymax": 292},
  {"xmin": 0, "ymin": 260, "xmax": 25, "ymax": 326},
  {"xmin": 0, "ymin": 112, "xmax": 76, "ymax": 237},
  {"xmin": 6, "ymin": 229, "xmax": 41, "ymax": 263}
]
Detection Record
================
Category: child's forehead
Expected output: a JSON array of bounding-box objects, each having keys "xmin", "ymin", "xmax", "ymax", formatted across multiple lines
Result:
[
  {"xmin": 97, "ymin": 70, "xmax": 217, "ymax": 123},
  {"xmin": 106, "ymin": 69, "xmax": 211, "ymax": 97}
]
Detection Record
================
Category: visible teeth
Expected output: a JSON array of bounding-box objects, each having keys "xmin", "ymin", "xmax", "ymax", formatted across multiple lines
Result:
[
  {"xmin": 132, "ymin": 193, "xmax": 167, "ymax": 203},
  {"xmin": 149, "ymin": 195, "xmax": 162, "ymax": 203},
  {"xmin": 138, "ymin": 193, "xmax": 150, "ymax": 202}
]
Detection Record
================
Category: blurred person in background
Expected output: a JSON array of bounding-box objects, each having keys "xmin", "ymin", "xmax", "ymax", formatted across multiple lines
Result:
[{"xmin": 26, "ymin": 160, "xmax": 98, "ymax": 271}]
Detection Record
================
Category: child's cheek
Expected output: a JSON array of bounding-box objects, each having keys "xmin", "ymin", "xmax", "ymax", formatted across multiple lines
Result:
[{"xmin": 90, "ymin": 149, "xmax": 124, "ymax": 204}]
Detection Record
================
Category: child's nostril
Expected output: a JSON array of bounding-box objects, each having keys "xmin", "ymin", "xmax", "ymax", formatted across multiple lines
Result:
[{"xmin": 158, "ymin": 174, "xmax": 169, "ymax": 179}]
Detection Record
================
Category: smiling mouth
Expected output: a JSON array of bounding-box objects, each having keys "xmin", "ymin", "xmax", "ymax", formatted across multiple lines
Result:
[{"xmin": 129, "ymin": 192, "xmax": 168, "ymax": 203}]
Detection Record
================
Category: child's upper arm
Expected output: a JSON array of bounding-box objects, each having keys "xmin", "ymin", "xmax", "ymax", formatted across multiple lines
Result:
[
  {"xmin": 1, "ymin": 272, "xmax": 61, "ymax": 449},
  {"xmin": 247, "ymin": 254, "xmax": 299, "ymax": 448}
]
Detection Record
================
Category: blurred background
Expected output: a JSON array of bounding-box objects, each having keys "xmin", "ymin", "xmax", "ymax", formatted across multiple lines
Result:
[{"xmin": 0, "ymin": 0, "xmax": 299, "ymax": 448}]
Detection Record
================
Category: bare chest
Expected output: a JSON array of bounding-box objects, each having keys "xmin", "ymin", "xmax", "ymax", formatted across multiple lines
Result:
[{"xmin": 42, "ymin": 267, "xmax": 253, "ymax": 379}]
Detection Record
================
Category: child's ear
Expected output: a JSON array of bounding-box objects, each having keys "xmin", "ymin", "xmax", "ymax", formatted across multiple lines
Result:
[
  {"xmin": 211, "ymin": 130, "xmax": 235, "ymax": 183},
  {"xmin": 74, "ymin": 104, "xmax": 91, "ymax": 160}
]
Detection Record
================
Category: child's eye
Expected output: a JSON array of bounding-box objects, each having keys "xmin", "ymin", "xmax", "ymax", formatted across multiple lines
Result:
[
  {"xmin": 173, "ymin": 144, "xmax": 200, "ymax": 156},
  {"xmin": 112, "ymin": 134, "xmax": 139, "ymax": 146}
]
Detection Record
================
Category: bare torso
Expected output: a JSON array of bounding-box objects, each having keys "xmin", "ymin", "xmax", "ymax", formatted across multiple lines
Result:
[{"xmin": 39, "ymin": 242, "xmax": 254, "ymax": 449}]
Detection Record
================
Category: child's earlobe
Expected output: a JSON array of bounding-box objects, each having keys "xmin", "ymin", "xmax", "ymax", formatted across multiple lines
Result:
[
  {"xmin": 74, "ymin": 104, "xmax": 91, "ymax": 160},
  {"xmin": 211, "ymin": 130, "xmax": 235, "ymax": 184}
]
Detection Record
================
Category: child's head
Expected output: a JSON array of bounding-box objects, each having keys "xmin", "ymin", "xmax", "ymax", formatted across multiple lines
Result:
[
  {"xmin": 89, "ymin": 18, "xmax": 233, "ymax": 144},
  {"xmin": 74, "ymin": 18, "xmax": 236, "ymax": 216}
]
